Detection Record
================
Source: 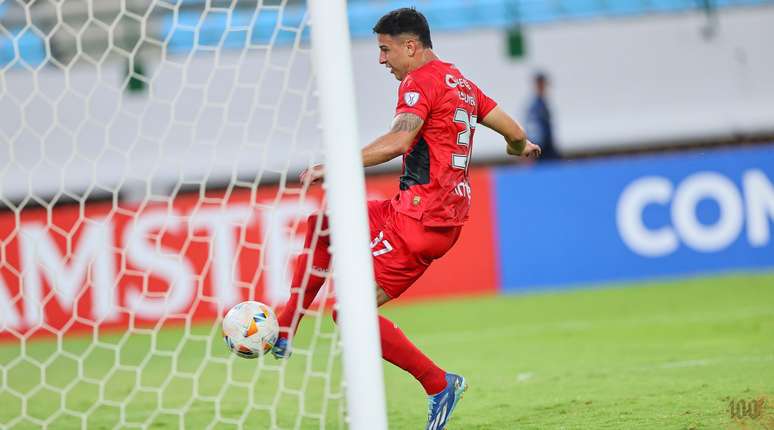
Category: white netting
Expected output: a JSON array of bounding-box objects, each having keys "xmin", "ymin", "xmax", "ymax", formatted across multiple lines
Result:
[{"xmin": 0, "ymin": 0, "xmax": 345, "ymax": 428}]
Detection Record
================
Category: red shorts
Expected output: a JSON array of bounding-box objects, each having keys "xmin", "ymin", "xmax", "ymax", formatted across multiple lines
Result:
[{"xmin": 367, "ymin": 200, "xmax": 461, "ymax": 299}]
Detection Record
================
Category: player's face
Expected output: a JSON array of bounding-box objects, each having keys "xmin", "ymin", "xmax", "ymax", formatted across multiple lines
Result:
[{"xmin": 377, "ymin": 34, "xmax": 411, "ymax": 81}]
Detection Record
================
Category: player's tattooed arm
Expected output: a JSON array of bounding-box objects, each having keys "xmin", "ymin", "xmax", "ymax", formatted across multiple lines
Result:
[
  {"xmin": 302, "ymin": 114, "xmax": 423, "ymax": 184},
  {"xmin": 361, "ymin": 113, "xmax": 424, "ymax": 167},
  {"xmin": 390, "ymin": 112, "xmax": 424, "ymax": 133}
]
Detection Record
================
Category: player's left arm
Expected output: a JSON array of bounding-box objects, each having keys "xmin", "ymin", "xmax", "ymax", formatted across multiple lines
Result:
[
  {"xmin": 480, "ymin": 106, "xmax": 541, "ymax": 159},
  {"xmin": 298, "ymin": 113, "xmax": 423, "ymax": 185}
]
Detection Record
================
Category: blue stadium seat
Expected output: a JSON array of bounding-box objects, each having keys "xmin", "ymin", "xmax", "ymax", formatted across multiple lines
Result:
[{"xmin": 2, "ymin": 0, "xmax": 772, "ymax": 67}]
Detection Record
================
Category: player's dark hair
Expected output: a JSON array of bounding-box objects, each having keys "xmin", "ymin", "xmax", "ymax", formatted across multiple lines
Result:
[{"xmin": 372, "ymin": 8, "xmax": 433, "ymax": 49}]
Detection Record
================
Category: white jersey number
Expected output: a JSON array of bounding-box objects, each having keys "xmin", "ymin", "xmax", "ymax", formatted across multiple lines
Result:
[
  {"xmin": 452, "ymin": 108, "xmax": 476, "ymax": 172},
  {"xmin": 370, "ymin": 231, "xmax": 393, "ymax": 257}
]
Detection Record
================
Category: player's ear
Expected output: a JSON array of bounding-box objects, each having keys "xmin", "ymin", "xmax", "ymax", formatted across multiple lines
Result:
[{"xmin": 405, "ymin": 38, "xmax": 417, "ymax": 57}]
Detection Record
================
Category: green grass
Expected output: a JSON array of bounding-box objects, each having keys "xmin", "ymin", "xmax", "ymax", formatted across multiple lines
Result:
[{"xmin": 2, "ymin": 272, "xmax": 773, "ymax": 429}]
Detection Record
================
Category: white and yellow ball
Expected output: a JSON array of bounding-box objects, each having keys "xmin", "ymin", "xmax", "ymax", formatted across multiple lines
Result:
[{"xmin": 222, "ymin": 301, "xmax": 279, "ymax": 359}]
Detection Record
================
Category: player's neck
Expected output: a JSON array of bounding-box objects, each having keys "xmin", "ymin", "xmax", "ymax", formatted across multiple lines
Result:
[{"xmin": 408, "ymin": 49, "xmax": 439, "ymax": 74}]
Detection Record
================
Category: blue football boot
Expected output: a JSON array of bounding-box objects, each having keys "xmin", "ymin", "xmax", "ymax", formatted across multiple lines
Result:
[
  {"xmin": 271, "ymin": 337, "xmax": 292, "ymax": 359},
  {"xmin": 425, "ymin": 373, "xmax": 467, "ymax": 430}
]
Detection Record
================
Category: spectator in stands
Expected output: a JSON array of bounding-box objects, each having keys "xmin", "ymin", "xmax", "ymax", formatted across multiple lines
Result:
[{"xmin": 525, "ymin": 72, "xmax": 560, "ymax": 160}]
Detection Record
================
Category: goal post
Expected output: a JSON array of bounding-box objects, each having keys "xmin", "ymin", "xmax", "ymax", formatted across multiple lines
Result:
[
  {"xmin": 0, "ymin": 0, "xmax": 386, "ymax": 428},
  {"xmin": 307, "ymin": 0, "xmax": 388, "ymax": 429}
]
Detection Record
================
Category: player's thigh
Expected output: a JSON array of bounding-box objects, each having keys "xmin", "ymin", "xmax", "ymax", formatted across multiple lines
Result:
[
  {"xmin": 394, "ymin": 215, "xmax": 462, "ymax": 262},
  {"xmin": 366, "ymin": 200, "xmax": 391, "ymax": 234},
  {"xmin": 371, "ymin": 232, "xmax": 429, "ymax": 299},
  {"xmin": 366, "ymin": 200, "xmax": 422, "ymax": 298}
]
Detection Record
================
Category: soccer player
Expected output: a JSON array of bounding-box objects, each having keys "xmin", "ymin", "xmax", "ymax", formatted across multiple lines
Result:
[{"xmin": 273, "ymin": 7, "xmax": 540, "ymax": 429}]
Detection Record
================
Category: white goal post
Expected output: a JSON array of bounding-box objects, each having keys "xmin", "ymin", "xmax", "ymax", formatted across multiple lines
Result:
[
  {"xmin": 0, "ymin": 0, "xmax": 387, "ymax": 428},
  {"xmin": 307, "ymin": 0, "xmax": 387, "ymax": 428}
]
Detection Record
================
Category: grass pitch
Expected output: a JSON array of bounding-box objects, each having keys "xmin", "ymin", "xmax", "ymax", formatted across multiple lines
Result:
[{"xmin": 1, "ymin": 272, "xmax": 773, "ymax": 429}]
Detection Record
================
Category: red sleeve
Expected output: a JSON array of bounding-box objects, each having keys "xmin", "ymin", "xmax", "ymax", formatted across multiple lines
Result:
[
  {"xmin": 476, "ymin": 85, "xmax": 498, "ymax": 119},
  {"xmin": 395, "ymin": 75, "xmax": 433, "ymax": 121}
]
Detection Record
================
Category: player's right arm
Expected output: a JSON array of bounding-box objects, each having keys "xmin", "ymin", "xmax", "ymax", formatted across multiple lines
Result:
[
  {"xmin": 361, "ymin": 112, "xmax": 424, "ymax": 167},
  {"xmin": 480, "ymin": 106, "xmax": 541, "ymax": 159},
  {"xmin": 300, "ymin": 76, "xmax": 428, "ymax": 185},
  {"xmin": 298, "ymin": 113, "xmax": 423, "ymax": 185}
]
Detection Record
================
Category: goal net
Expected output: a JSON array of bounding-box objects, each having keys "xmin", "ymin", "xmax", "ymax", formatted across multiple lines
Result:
[{"xmin": 0, "ymin": 0, "xmax": 379, "ymax": 428}]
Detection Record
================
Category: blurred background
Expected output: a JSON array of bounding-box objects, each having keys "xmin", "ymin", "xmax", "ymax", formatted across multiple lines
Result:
[{"xmin": 0, "ymin": 0, "xmax": 773, "ymax": 428}]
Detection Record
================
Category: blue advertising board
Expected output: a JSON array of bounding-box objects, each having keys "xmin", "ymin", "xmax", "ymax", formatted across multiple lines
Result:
[{"xmin": 492, "ymin": 145, "xmax": 774, "ymax": 292}]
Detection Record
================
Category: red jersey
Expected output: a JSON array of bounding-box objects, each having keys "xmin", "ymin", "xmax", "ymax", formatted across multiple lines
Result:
[{"xmin": 392, "ymin": 60, "xmax": 497, "ymax": 227}]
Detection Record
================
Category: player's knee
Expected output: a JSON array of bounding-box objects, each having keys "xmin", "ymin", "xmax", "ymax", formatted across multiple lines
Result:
[{"xmin": 376, "ymin": 287, "xmax": 392, "ymax": 306}]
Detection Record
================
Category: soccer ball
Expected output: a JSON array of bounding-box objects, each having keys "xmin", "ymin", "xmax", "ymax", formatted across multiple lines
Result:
[{"xmin": 222, "ymin": 301, "xmax": 279, "ymax": 359}]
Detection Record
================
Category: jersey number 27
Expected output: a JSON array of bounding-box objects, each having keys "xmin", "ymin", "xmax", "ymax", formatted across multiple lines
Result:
[{"xmin": 452, "ymin": 108, "xmax": 476, "ymax": 172}]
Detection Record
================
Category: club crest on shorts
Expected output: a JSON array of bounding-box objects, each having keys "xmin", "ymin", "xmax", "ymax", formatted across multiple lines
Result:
[{"xmin": 404, "ymin": 92, "xmax": 420, "ymax": 107}]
